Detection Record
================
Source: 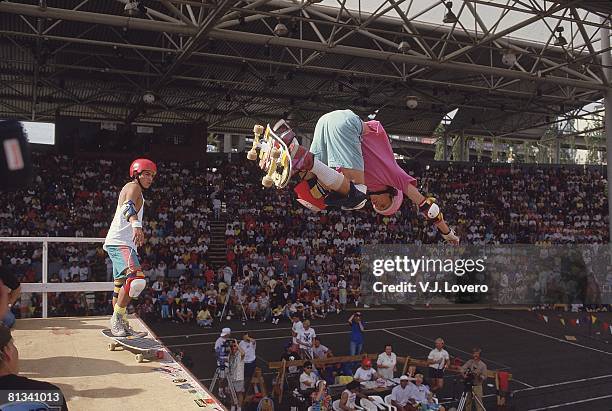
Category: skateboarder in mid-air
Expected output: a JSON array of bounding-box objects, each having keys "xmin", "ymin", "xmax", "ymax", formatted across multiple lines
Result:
[
  {"xmin": 103, "ymin": 158, "xmax": 157, "ymax": 336},
  {"xmin": 273, "ymin": 109, "xmax": 459, "ymax": 244}
]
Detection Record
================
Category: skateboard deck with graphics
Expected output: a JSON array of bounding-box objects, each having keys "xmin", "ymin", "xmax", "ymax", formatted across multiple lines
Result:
[{"xmin": 246, "ymin": 123, "xmax": 293, "ymax": 189}]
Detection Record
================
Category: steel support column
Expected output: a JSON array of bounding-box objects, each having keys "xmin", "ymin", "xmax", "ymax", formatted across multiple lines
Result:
[{"xmin": 601, "ymin": 18, "xmax": 612, "ymax": 248}]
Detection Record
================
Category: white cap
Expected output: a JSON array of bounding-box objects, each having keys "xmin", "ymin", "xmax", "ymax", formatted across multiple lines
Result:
[
  {"xmin": 399, "ymin": 375, "xmax": 410, "ymax": 381},
  {"xmin": 221, "ymin": 328, "xmax": 231, "ymax": 337}
]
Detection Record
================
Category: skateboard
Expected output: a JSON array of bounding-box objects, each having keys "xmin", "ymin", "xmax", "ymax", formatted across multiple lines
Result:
[
  {"xmin": 246, "ymin": 123, "xmax": 293, "ymax": 189},
  {"xmin": 102, "ymin": 329, "xmax": 164, "ymax": 363}
]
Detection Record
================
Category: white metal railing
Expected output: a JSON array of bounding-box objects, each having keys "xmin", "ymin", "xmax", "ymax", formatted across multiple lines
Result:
[{"xmin": 0, "ymin": 237, "xmax": 112, "ymax": 318}]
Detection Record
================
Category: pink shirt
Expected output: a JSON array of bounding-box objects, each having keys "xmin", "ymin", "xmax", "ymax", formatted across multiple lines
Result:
[{"xmin": 361, "ymin": 120, "xmax": 417, "ymax": 193}]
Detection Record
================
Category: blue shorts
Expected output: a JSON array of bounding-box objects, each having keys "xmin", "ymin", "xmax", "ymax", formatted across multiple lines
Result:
[
  {"xmin": 105, "ymin": 245, "xmax": 140, "ymax": 280},
  {"xmin": 310, "ymin": 110, "xmax": 364, "ymax": 171}
]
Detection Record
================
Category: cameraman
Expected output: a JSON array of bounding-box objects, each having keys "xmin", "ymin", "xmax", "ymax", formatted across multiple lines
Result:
[
  {"xmin": 215, "ymin": 328, "xmax": 232, "ymax": 352},
  {"xmin": 460, "ymin": 348, "xmax": 487, "ymax": 411},
  {"xmin": 228, "ymin": 339, "xmax": 246, "ymax": 411}
]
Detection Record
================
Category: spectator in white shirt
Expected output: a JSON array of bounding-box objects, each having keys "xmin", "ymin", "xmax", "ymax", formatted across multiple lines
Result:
[
  {"xmin": 239, "ymin": 332, "xmax": 257, "ymax": 384},
  {"xmin": 390, "ymin": 375, "xmax": 413, "ymax": 411},
  {"xmin": 78, "ymin": 264, "xmax": 89, "ymax": 282},
  {"xmin": 427, "ymin": 338, "xmax": 450, "ymax": 392},
  {"xmin": 228, "ymin": 340, "xmax": 245, "ymax": 411},
  {"xmin": 69, "ymin": 262, "xmax": 79, "ymax": 279},
  {"xmin": 297, "ymin": 320, "xmax": 316, "ymax": 359},
  {"xmin": 299, "ymin": 361, "xmax": 318, "ymax": 392},
  {"xmin": 312, "ymin": 337, "xmax": 332, "ymax": 359},
  {"xmin": 353, "ymin": 358, "xmax": 378, "ymax": 382},
  {"xmin": 223, "ymin": 265, "xmax": 233, "ymax": 286},
  {"xmin": 59, "ymin": 264, "xmax": 70, "ymax": 283},
  {"xmin": 151, "ymin": 278, "xmax": 163, "ymax": 294},
  {"xmin": 408, "ymin": 374, "xmax": 431, "ymax": 407},
  {"xmin": 377, "ymin": 344, "xmax": 397, "ymax": 380},
  {"xmin": 291, "ymin": 313, "xmax": 304, "ymax": 345}
]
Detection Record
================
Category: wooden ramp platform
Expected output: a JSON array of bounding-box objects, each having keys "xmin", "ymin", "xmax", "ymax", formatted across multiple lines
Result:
[{"xmin": 12, "ymin": 316, "xmax": 225, "ymax": 411}]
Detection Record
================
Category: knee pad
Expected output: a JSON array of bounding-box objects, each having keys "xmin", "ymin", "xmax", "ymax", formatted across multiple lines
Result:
[
  {"xmin": 419, "ymin": 197, "xmax": 443, "ymax": 223},
  {"xmin": 125, "ymin": 271, "xmax": 146, "ymax": 298}
]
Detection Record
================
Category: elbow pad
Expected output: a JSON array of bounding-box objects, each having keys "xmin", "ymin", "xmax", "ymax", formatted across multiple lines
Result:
[
  {"xmin": 419, "ymin": 197, "xmax": 443, "ymax": 223},
  {"xmin": 122, "ymin": 200, "xmax": 138, "ymax": 222}
]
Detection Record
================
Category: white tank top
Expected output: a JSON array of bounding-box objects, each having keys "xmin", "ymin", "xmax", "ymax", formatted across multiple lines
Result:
[{"xmin": 103, "ymin": 192, "xmax": 144, "ymax": 251}]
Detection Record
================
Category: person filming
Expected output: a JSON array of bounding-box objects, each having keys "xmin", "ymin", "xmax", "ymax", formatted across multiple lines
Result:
[{"xmin": 459, "ymin": 348, "xmax": 487, "ymax": 411}]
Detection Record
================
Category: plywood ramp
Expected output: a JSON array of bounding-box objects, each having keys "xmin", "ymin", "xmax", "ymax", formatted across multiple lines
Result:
[{"xmin": 12, "ymin": 316, "xmax": 225, "ymax": 411}]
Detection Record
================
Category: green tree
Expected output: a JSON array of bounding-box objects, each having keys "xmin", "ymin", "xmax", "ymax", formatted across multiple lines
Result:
[
  {"xmin": 433, "ymin": 123, "xmax": 446, "ymax": 161},
  {"xmin": 584, "ymin": 116, "xmax": 605, "ymax": 165}
]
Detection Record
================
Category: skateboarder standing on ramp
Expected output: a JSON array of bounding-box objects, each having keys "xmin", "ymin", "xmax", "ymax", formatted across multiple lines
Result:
[
  {"xmin": 274, "ymin": 109, "xmax": 459, "ymax": 244},
  {"xmin": 103, "ymin": 158, "xmax": 157, "ymax": 337}
]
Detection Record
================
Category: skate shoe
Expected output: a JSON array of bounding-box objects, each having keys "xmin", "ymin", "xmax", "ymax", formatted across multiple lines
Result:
[
  {"xmin": 110, "ymin": 313, "xmax": 127, "ymax": 337},
  {"xmin": 325, "ymin": 182, "xmax": 367, "ymax": 210}
]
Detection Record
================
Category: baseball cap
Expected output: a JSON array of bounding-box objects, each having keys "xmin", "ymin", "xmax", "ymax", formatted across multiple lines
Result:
[
  {"xmin": 221, "ymin": 328, "xmax": 231, "ymax": 337},
  {"xmin": 399, "ymin": 375, "xmax": 410, "ymax": 381}
]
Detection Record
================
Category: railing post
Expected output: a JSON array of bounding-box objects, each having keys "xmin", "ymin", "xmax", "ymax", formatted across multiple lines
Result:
[{"xmin": 42, "ymin": 240, "xmax": 48, "ymax": 318}]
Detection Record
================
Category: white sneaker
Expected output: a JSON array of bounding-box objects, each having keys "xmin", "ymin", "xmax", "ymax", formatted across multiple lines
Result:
[{"xmin": 110, "ymin": 314, "xmax": 127, "ymax": 337}]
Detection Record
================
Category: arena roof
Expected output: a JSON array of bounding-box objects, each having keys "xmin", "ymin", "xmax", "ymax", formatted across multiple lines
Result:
[{"xmin": 0, "ymin": 0, "xmax": 610, "ymax": 141}]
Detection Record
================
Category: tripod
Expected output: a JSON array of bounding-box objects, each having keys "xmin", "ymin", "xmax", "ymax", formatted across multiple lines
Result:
[
  {"xmin": 456, "ymin": 384, "xmax": 487, "ymax": 411},
  {"xmin": 210, "ymin": 364, "xmax": 239, "ymax": 406},
  {"xmin": 219, "ymin": 286, "xmax": 248, "ymax": 325}
]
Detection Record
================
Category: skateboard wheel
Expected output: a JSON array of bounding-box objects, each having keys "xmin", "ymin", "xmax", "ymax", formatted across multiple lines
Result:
[
  {"xmin": 135, "ymin": 354, "xmax": 144, "ymax": 363},
  {"xmin": 262, "ymin": 175, "xmax": 274, "ymax": 188},
  {"xmin": 247, "ymin": 150, "xmax": 257, "ymax": 161},
  {"xmin": 108, "ymin": 343, "xmax": 116, "ymax": 351}
]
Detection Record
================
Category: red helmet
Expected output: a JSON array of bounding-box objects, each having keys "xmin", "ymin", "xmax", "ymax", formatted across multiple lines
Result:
[{"xmin": 130, "ymin": 158, "xmax": 157, "ymax": 178}]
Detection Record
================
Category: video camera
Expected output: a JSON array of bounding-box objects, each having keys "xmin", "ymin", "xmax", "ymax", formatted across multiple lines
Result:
[
  {"xmin": 215, "ymin": 338, "xmax": 237, "ymax": 369},
  {"xmin": 463, "ymin": 369, "xmax": 476, "ymax": 390}
]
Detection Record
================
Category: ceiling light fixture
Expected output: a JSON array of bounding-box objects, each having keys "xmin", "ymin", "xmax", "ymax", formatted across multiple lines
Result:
[{"xmin": 443, "ymin": 2, "xmax": 458, "ymax": 24}]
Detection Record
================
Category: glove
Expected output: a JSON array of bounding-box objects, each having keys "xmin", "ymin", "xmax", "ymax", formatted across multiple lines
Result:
[{"xmin": 441, "ymin": 228, "xmax": 460, "ymax": 244}]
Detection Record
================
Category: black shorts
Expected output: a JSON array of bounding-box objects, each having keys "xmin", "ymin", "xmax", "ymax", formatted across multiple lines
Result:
[{"xmin": 429, "ymin": 367, "xmax": 444, "ymax": 379}]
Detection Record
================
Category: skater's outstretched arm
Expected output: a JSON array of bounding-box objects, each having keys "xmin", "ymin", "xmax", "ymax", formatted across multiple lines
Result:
[
  {"xmin": 121, "ymin": 183, "xmax": 145, "ymax": 247},
  {"xmin": 403, "ymin": 184, "xmax": 460, "ymax": 245}
]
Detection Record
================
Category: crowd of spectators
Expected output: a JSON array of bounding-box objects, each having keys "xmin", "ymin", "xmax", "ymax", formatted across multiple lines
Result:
[{"xmin": 0, "ymin": 153, "xmax": 608, "ymax": 322}]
